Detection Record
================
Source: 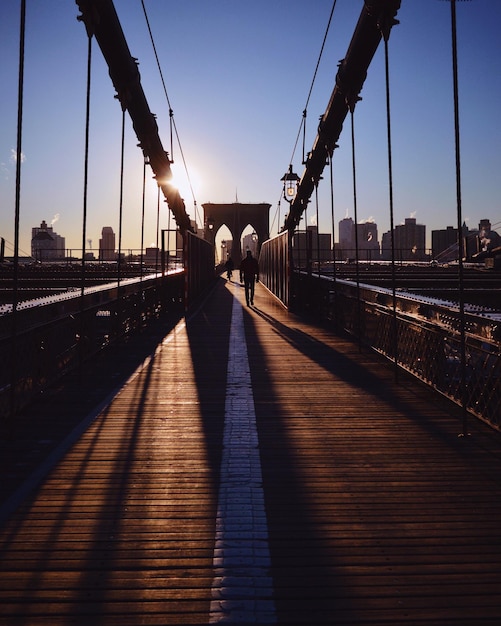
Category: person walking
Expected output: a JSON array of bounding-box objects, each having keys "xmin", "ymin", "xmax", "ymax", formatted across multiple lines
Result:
[
  {"xmin": 239, "ymin": 250, "xmax": 259, "ymax": 306},
  {"xmin": 224, "ymin": 256, "xmax": 234, "ymax": 281}
]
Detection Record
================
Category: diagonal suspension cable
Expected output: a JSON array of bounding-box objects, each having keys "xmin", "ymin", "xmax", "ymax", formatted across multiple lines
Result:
[
  {"xmin": 140, "ymin": 0, "xmax": 202, "ymax": 227},
  {"xmin": 275, "ymin": 0, "xmax": 338, "ymax": 234},
  {"xmin": 287, "ymin": 0, "xmax": 338, "ymax": 168}
]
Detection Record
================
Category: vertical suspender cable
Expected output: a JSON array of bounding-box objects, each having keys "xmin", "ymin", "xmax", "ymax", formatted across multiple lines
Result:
[
  {"xmin": 315, "ymin": 181, "xmax": 321, "ymax": 277},
  {"xmin": 329, "ymin": 152, "xmax": 337, "ymax": 324},
  {"xmin": 169, "ymin": 108, "xmax": 174, "ymax": 162},
  {"xmin": 140, "ymin": 155, "xmax": 147, "ymax": 281},
  {"xmin": 10, "ymin": 0, "xmax": 26, "ymax": 425},
  {"xmin": 449, "ymin": 0, "xmax": 468, "ymax": 436},
  {"xmin": 116, "ymin": 107, "xmax": 126, "ymax": 329},
  {"xmin": 350, "ymin": 108, "xmax": 362, "ymax": 349},
  {"xmin": 329, "ymin": 153, "xmax": 336, "ymax": 269},
  {"xmin": 79, "ymin": 30, "xmax": 92, "ymax": 373},
  {"xmin": 155, "ymin": 185, "xmax": 160, "ymax": 270},
  {"xmin": 301, "ymin": 110, "xmax": 307, "ymax": 164},
  {"xmin": 383, "ymin": 32, "xmax": 399, "ymax": 382},
  {"xmin": 302, "ymin": 201, "xmax": 308, "ymax": 275},
  {"xmin": 167, "ymin": 197, "xmax": 172, "ymax": 265}
]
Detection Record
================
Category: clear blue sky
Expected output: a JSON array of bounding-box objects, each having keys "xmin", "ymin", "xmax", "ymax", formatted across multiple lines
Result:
[{"xmin": 1, "ymin": 0, "xmax": 500, "ymax": 256}]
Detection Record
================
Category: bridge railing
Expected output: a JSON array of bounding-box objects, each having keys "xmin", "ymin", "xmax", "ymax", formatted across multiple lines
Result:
[
  {"xmin": 0, "ymin": 272, "xmax": 185, "ymax": 423},
  {"xmin": 259, "ymin": 232, "xmax": 290, "ymax": 307},
  {"xmin": 291, "ymin": 272, "xmax": 500, "ymax": 431},
  {"xmin": 0, "ymin": 232, "xmax": 216, "ymax": 425},
  {"xmin": 184, "ymin": 231, "xmax": 216, "ymax": 307},
  {"xmin": 260, "ymin": 240, "xmax": 500, "ymax": 429}
]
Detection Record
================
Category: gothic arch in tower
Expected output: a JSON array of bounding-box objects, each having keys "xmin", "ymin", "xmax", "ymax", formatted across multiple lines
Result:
[{"xmin": 202, "ymin": 202, "xmax": 270, "ymax": 267}]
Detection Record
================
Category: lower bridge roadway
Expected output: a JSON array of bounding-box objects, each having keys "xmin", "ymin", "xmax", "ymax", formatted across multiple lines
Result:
[{"xmin": 1, "ymin": 277, "xmax": 501, "ymax": 625}]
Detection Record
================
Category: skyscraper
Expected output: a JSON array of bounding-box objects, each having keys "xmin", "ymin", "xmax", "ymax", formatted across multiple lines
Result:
[
  {"xmin": 31, "ymin": 220, "xmax": 65, "ymax": 261},
  {"xmin": 99, "ymin": 227, "xmax": 116, "ymax": 261},
  {"xmin": 338, "ymin": 217, "xmax": 355, "ymax": 259}
]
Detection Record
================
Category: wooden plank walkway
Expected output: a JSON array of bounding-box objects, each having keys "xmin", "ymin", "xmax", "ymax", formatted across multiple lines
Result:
[{"xmin": 1, "ymin": 277, "xmax": 501, "ymax": 625}]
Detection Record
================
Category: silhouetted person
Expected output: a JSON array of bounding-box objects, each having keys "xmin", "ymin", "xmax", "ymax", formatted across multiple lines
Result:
[
  {"xmin": 239, "ymin": 250, "xmax": 259, "ymax": 306},
  {"xmin": 224, "ymin": 256, "xmax": 234, "ymax": 280}
]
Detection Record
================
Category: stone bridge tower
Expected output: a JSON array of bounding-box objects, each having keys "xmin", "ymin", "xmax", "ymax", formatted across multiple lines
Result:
[{"xmin": 202, "ymin": 202, "xmax": 270, "ymax": 267}]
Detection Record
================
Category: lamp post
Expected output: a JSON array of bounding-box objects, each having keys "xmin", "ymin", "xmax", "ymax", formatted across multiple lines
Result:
[
  {"xmin": 280, "ymin": 165, "xmax": 300, "ymax": 233},
  {"xmin": 280, "ymin": 165, "xmax": 300, "ymax": 274},
  {"xmin": 280, "ymin": 165, "xmax": 300, "ymax": 215},
  {"xmin": 205, "ymin": 215, "xmax": 215, "ymax": 244}
]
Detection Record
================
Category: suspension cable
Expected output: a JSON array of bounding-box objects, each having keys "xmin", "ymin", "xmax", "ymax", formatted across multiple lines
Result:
[
  {"xmin": 315, "ymin": 181, "xmax": 320, "ymax": 277},
  {"xmin": 117, "ymin": 107, "xmax": 126, "ymax": 293},
  {"xmin": 140, "ymin": 0, "xmax": 173, "ymax": 140},
  {"xmin": 155, "ymin": 185, "xmax": 160, "ymax": 269},
  {"xmin": 287, "ymin": 0, "xmax": 338, "ymax": 168},
  {"xmin": 350, "ymin": 107, "xmax": 362, "ymax": 349},
  {"xmin": 140, "ymin": 155, "xmax": 148, "ymax": 281},
  {"xmin": 383, "ymin": 31, "xmax": 399, "ymax": 381},
  {"xmin": 449, "ymin": 0, "xmax": 468, "ymax": 436},
  {"xmin": 13, "ymin": 0, "xmax": 26, "ymax": 318},
  {"xmin": 301, "ymin": 109, "xmax": 307, "ymax": 165},
  {"xmin": 10, "ymin": 0, "xmax": 26, "ymax": 425},
  {"xmin": 140, "ymin": 0, "xmax": 199, "ymax": 224},
  {"xmin": 328, "ymin": 150, "xmax": 337, "ymax": 282},
  {"xmin": 78, "ymin": 28, "xmax": 93, "ymax": 376},
  {"xmin": 81, "ymin": 33, "xmax": 92, "ymax": 300}
]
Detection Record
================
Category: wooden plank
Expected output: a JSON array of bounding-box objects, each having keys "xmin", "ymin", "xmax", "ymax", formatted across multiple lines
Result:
[{"xmin": 0, "ymin": 278, "xmax": 501, "ymax": 624}]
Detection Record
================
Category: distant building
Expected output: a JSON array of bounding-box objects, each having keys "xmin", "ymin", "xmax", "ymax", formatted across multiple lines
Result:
[
  {"xmin": 381, "ymin": 231, "xmax": 392, "ymax": 260},
  {"xmin": 477, "ymin": 218, "xmax": 501, "ymax": 252},
  {"xmin": 242, "ymin": 233, "xmax": 258, "ymax": 257},
  {"xmin": 432, "ymin": 225, "xmax": 457, "ymax": 260},
  {"xmin": 99, "ymin": 227, "xmax": 116, "ymax": 260},
  {"xmin": 144, "ymin": 247, "xmax": 159, "ymax": 265},
  {"xmin": 337, "ymin": 217, "xmax": 380, "ymax": 260},
  {"xmin": 356, "ymin": 221, "xmax": 380, "ymax": 261},
  {"xmin": 338, "ymin": 217, "xmax": 355, "ymax": 259},
  {"xmin": 469, "ymin": 218, "xmax": 501, "ymax": 260},
  {"xmin": 31, "ymin": 220, "xmax": 65, "ymax": 261},
  {"xmin": 382, "ymin": 218, "xmax": 427, "ymax": 261},
  {"xmin": 293, "ymin": 226, "xmax": 332, "ymax": 268},
  {"xmin": 221, "ymin": 239, "xmax": 234, "ymax": 263}
]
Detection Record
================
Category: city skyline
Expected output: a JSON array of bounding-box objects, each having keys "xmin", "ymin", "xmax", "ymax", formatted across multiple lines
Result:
[
  {"xmin": 21, "ymin": 213, "xmax": 499, "ymax": 262},
  {"xmin": 1, "ymin": 1, "xmax": 500, "ymax": 255}
]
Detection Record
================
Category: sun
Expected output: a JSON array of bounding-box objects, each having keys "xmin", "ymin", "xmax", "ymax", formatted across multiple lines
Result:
[{"xmin": 170, "ymin": 163, "xmax": 202, "ymax": 206}]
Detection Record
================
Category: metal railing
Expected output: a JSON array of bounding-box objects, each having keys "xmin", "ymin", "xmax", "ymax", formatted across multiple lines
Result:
[
  {"xmin": 0, "ymin": 271, "xmax": 183, "ymax": 423},
  {"xmin": 259, "ymin": 236, "xmax": 500, "ymax": 430},
  {"xmin": 259, "ymin": 231, "xmax": 290, "ymax": 307},
  {"xmin": 292, "ymin": 272, "xmax": 501, "ymax": 431}
]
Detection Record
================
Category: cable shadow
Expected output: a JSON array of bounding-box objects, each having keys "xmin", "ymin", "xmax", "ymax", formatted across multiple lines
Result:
[
  {"xmin": 241, "ymin": 294, "xmax": 501, "ymax": 623},
  {"xmin": 240, "ymin": 306, "xmax": 358, "ymax": 622},
  {"xmin": 0, "ymin": 349, "xmax": 159, "ymax": 624},
  {"xmin": 184, "ymin": 277, "xmax": 233, "ymax": 479},
  {"xmin": 250, "ymin": 303, "xmax": 466, "ymax": 444}
]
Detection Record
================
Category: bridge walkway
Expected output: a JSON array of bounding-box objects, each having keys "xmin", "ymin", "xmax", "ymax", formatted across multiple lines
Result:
[{"xmin": 1, "ymin": 278, "xmax": 501, "ymax": 625}]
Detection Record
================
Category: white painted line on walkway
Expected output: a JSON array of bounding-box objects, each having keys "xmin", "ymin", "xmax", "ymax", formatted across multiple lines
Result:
[{"xmin": 210, "ymin": 286, "xmax": 276, "ymax": 624}]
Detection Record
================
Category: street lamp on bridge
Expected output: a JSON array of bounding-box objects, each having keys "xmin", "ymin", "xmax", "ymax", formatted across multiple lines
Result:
[
  {"xmin": 281, "ymin": 165, "xmax": 300, "ymax": 204},
  {"xmin": 280, "ymin": 165, "xmax": 300, "ymax": 231}
]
